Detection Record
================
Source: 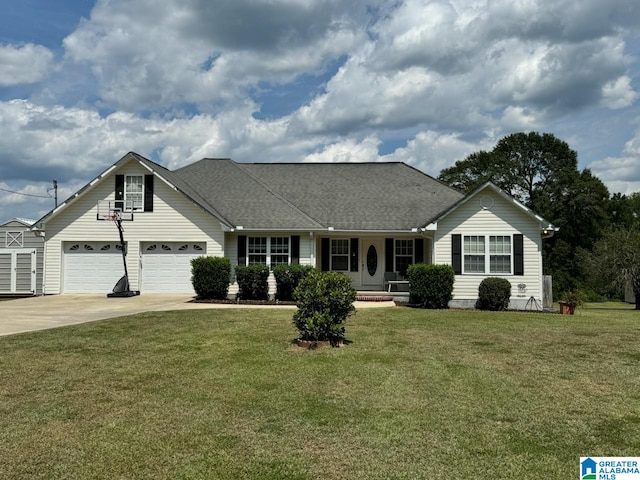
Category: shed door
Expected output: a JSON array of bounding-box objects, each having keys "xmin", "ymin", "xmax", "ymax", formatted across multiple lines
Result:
[
  {"xmin": 0, "ymin": 249, "xmax": 36, "ymax": 294},
  {"xmin": 63, "ymin": 243, "xmax": 123, "ymax": 293},
  {"xmin": 141, "ymin": 243, "xmax": 205, "ymax": 293}
]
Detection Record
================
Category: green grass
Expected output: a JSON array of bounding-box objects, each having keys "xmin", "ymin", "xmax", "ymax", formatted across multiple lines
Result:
[{"xmin": 0, "ymin": 304, "xmax": 638, "ymax": 479}]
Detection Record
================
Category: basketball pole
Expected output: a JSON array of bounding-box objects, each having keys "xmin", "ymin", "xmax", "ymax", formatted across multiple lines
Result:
[
  {"xmin": 116, "ymin": 217, "xmax": 129, "ymax": 283},
  {"xmin": 107, "ymin": 211, "xmax": 140, "ymax": 298}
]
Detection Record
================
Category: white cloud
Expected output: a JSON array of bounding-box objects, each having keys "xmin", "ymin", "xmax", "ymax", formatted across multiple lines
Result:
[
  {"xmin": 287, "ymin": 0, "xmax": 636, "ymax": 139},
  {"xmin": 601, "ymin": 76, "xmax": 638, "ymax": 109},
  {"xmin": 0, "ymin": 44, "xmax": 53, "ymax": 86},
  {"xmin": 385, "ymin": 131, "xmax": 496, "ymax": 177},
  {"xmin": 62, "ymin": 0, "xmax": 369, "ymax": 111},
  {"xmin": 303, "ymin": 136, "xmax": 381, "ymax": 163},
  {"xmin": 589, "ymin": 132, "xmax": 640, "ymax": 194}
]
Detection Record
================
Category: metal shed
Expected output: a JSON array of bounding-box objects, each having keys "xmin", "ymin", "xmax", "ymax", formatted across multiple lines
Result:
[{"xmin": 0, "ymin": 218, "xmax": 44, "ymax": 296}]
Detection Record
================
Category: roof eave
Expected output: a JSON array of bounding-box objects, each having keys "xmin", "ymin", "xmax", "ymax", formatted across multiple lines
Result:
[{"xmin": 421, "ymin": 181, "xmax": 556, "ymax": 232}]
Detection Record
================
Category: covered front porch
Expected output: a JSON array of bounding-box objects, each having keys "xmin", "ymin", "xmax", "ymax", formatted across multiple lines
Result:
[{"xmin": 315, "ymin": 233, "xmax": 433, "ymax": 292}]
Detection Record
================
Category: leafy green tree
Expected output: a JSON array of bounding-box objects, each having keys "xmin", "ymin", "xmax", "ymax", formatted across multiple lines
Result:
[
  {"xmin": 584, "ymin": 228, "xmax": 640, "ymax": 309},
  {"xmin": 438, "ymin": 132, "xmax": 579, "ymax": 213},
  {"xmin": 608, "ymin": 192, "xmax": 640, "ymax": 230},
  {"xmin": 438, "ymin": 151, "xmax": 505, "ymax": 193}
]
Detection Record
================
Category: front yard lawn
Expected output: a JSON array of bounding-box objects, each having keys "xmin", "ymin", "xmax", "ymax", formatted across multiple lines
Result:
[{"xmin": 0, "ymin": 305, "xmax": 638, "ymax": 479}]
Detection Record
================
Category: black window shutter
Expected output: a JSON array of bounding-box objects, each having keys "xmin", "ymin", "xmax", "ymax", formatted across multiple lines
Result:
[
  {"xmin": 452, "ymin": 234, "xmax": 462, "ymax": 274},
  {"xmin": 415, "ymin": 238, "xmax": 424, "ymax": 263},
  {"xmin": 385, "ymin": 238, "xmax": 394, "ymax": 272},
  {"xmin": 321, "ymin": 238, "xmax": 330, "ymax": 271},
  {"xmin": 291, "ymin": 236, "xmax": 300, "ymax": 264},
  {"xmin": 514, "ymin": 234, "xmax": 524, "ymax": 275},
  {"xmin": 115, "ymin": 174, "xmax": 124, "ymax": 210},
  {"xmin": 237, "ymin": 235, "xmax": 247, "ymax": 266},
  {"xmin": 144, "ymin": 174, "xmax": 154, "ymax": 212},
  {"xmin": 350, "ymin": 238, "xmax": 359, "ymax": 272}
]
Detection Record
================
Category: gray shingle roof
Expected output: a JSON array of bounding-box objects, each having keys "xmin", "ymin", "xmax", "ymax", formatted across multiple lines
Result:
[{"xmin": 175, "ymin": 160, "xmax": 464, "ymax": 231}]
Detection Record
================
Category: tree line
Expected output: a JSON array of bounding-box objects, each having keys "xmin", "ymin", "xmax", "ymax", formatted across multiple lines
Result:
[{"xmin": 437, "ymin": 132, "xmax": 640, "ymax": 308}]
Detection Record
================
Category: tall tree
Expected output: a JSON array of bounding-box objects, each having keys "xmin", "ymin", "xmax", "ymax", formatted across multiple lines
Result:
[{"xmin": 584, "ymin": 228, "xmax": 640, "ymax": 309}]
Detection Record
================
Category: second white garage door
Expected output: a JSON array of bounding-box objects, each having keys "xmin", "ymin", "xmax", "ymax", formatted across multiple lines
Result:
[{"xmin": 141, "ymin": 242, "xmax": 206, "ymax": 293}]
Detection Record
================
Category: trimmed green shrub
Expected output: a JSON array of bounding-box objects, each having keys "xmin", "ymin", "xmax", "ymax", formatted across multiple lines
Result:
[
  {"xmin": 407, "ymin": 263, "xmax": 455, "ymax": 309},
  {"xmin": 477, "ymin": 277, "xmax": 512, "ymax": 311},
  {"xmin": 273, "ymin": 264, "xmax": 315, "ymax": 301},
  {"xmin": 235, "ymin": 264, "xmax": 270, "ymax": 300},
  {"xmin": 191, "ymin": 256, "xmax": 231, "ymax": 300},
  {"xmin": 293, "ymin": 270, "xmax": 356, "ymax": 344}
]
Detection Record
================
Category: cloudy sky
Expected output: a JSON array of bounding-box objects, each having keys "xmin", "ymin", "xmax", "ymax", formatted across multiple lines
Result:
[{"xmin": 1, "ymin": 0, "xmax": 640, "ymax": 222}]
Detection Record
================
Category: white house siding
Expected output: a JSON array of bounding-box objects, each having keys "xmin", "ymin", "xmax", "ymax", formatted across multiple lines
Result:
[
  {"xmin": 43, "ymin": 160, "xmax": 224, "ymax": 294},
  {"xmin": 433, "ymin": 187, "xmax": 544, "ymax": 310}
]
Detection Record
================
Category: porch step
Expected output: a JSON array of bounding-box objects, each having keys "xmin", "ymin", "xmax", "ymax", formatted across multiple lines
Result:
[{"xmin": 355, "ymin": 294, "xmax": 394, "ymax": 302}]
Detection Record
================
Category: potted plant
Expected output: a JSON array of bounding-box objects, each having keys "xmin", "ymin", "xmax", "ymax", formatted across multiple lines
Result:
[{"xmin": 558, "ymin": 289, "xmax": 584, "ymax": 315}]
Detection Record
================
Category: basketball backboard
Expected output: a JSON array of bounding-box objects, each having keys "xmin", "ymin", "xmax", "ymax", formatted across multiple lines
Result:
[{"xmin": 96, "ymin": 200, "xmax": 134, "ymax": 221}]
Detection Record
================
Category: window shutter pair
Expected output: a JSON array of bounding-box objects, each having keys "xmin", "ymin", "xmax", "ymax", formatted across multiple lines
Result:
[
  {"xmin": 451, "ymin": 234, "xmax": 524, "ymax": 275},
  {"xmin": 320, "ymin": 238, "xmax": 358, "ymax": 272},
  {"xmin": 114, "ymin": 174, "xmax": 154, "ymax": 212}
]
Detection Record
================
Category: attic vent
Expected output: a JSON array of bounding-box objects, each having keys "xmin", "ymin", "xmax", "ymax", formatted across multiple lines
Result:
[
  {"xmin": 480, "ymin": 195, "xmax": 494, "ymax": 210},
  {"xmin": 84, "ymin": 244, "xmax": 94, "ymax": 251},
  {"xmin": 6, "ymin": 231, "xmax": 23, "ymax": 247}
]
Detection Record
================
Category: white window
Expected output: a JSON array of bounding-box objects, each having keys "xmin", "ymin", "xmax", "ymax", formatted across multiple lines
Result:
[
  {"xmin": 248, "ymin": 237, "xmax": 267, "ymax": 265},
  {"xmin": 270, "ymin": 237, "xmax": 289, "ymax": 267},
  {"xmin": 395, "ymin": 239, "xmax": 414, "ymax": 277},
  {"xmin": 247, "ymin": 236, "xmax": 290, "ymax": 267},
  {"xmin": 463, "ymin": 235, "xmax": 512, "ymax": 274},
  {"xmin": 331, "ymin": 239, "xmax": 349, "ymax": 271},
  {"xmin": 125, "ymin": 175, "xmax": 144, "ymax": 210},
  {"xmin": 464, "ymin": 236, "xmax": 485, "ymax": 273},
  {"xmin": 489, "ymin": 236, "xmax": 511, "ymax": 273}
]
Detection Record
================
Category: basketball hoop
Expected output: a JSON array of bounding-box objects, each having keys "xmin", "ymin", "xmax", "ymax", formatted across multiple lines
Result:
[
  {"xmin": 96, "ymin": 200, "xmax": 133, "ymax": 222},
  {"xmin": 107, "ymin": 210, "xmax": 121, "ymax": 222}
]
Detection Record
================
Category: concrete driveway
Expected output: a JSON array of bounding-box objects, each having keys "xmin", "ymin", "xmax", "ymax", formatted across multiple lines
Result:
[{"xmin": 0, "ymin": 294, "xmax": 394, "ymax": 337}]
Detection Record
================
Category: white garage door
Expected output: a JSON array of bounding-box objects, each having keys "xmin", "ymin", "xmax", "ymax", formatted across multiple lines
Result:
[
  {"xmin": 141, "ymin": 243, "xmax": 205, "ymax": 293},
  {"xmin": 64, "ymin": 242, "xmax": 124, "ymax": 293}
]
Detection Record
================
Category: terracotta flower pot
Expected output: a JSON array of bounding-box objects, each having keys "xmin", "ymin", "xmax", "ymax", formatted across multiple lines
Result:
[{"xmin": 558, "ymin": 301, "xmax": 575, "ymax": 315}]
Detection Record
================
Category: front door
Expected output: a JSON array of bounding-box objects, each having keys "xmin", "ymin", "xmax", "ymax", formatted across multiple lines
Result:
[{"xmin": 361, "ymin": 239, "xmax": 385, "ymax": 289}]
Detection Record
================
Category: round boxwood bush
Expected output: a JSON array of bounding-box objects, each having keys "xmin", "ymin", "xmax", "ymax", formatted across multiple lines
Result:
[
  {"xmin": 235, "ymin": 264, "xmax": 270, "ymax": 300},
  {"xmin": 191, "ymin": 256, "xmax": 231, "ymax": 300},
  {"xmin": 407, "ymin": 263, "xmax": 455, "ymax": 309},
  {"xmin": 293, "ymin": 270, "xmax": 356, "ymax": 345},
  {"xmin": 477, "ymin": 277, "xmax": 512, "ymax": 311},
  {"xmin": 273, "ymin": 264, "xmax": 315, "ymax": 301}
]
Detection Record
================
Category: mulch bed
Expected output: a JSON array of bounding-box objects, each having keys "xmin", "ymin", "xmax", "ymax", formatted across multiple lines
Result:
[{"xmin": 190, "ymin": 298, "xmax": 297, "ymax": 306}]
